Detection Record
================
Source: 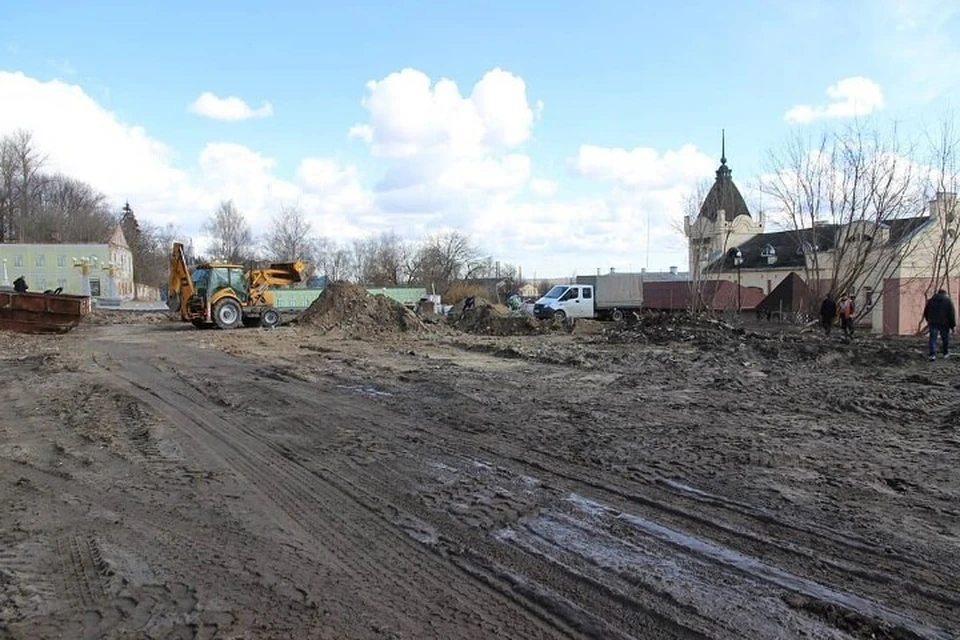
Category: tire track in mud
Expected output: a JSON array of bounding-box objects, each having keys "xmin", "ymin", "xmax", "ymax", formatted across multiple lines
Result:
[
  {"xmin": 252, "ymin": 363, "xmax": 960, "ymax": 638},
  {"xmin": 95, "ymin": 348, "xmax": 580, "ymax": 640},
  {"xmin": 56, "ymin": 536, "xmax": 110, "ymax": 609},
  {"xmin": 283, "ymin": 450, "xmax": 714, "ymax": 640},
  {"xmin": 496, "ymin": 449, "xmax": 960, "ymax": 630}
]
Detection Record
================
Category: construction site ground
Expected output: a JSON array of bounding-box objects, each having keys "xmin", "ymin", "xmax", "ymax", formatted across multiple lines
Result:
[{"xmin": 1, "ymin": 312, "xmax": 958, "ymax": 639}]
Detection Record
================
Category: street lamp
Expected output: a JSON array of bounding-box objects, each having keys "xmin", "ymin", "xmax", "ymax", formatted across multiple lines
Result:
[
  {"xmin": 101, "ymin": 261, "xmax": 121, "ymax": 298},
  {"xmin": 73, "ymin": 256, "xmax": 100, "ymax": 296},
  {"xmin": 730, "ymin": 247, "xmax": 744, "ymax": 313}
]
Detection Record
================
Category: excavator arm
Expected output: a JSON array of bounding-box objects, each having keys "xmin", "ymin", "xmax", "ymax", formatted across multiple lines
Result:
[
  {"xmin": 167, "ymin": 241, "xmax": 195, "ymax": 317},
  {"xmin": 247, "ymin": 260, "xmax": 309, "ymax": 305}
]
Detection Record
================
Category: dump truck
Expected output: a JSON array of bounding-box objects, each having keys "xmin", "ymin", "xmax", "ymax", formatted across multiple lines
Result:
[{"xmin": 167, "ymin": 242, "xmax": 310, "ymax": 329}]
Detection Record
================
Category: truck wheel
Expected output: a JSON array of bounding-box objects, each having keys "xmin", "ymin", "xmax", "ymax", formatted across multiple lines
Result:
[
  {"xmin": 213, "ymin": 298, "xmax": 242, "ymax": 330},
  {"xmin": 553, "ymin": 310, "xmax": 566, "ymax": 321},
  {"xmin": 261, "ymin": 308, "xmax": 280, "ymax": 329},
  {"xmin": 611, "ymin": 308, "xmax": 624, "ymax": 322}
]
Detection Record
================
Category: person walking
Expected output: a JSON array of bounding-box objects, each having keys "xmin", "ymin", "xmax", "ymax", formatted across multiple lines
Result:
[
  {"xmin": 819, "ymin": 292, "xmax": 837, "ymax": 335},
  {"xmin": 923, "ymin": 289, "xmax": 956, "ymax": 361},
  {"xmin": 838, "ymin": 293, "xmax": 856, "ymax": 339}
]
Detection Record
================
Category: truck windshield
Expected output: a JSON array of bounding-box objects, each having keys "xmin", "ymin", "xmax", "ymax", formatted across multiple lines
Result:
[{"xmin": 543, "ymin": 286, "xmax": 568, "ymax": 299}]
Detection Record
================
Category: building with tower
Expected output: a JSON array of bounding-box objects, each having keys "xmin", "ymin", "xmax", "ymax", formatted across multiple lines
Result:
[{"xmin": 684, "ymin": 133, "xmax": 959, "ymax": 335}]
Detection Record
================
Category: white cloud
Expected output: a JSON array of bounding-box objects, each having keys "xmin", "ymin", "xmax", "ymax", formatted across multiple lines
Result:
[
  {"xmin": 188, "ymin": 91, "xmax": 273, "ymax": 121},
  {"xmin": 0, "ymin": 67, "xmax": 707, "ymax": 275},
  {"xmin": 350, "ymin": 67, "xmax": 538, "ymax": 158},
  {"xmin": 0, "ymin": 70, "xmax": 366, "ymax": 238},
  {"xmin": 529, "ymin": 178, "xmax": 558, "ymax": 196},
  {"xmin": 784, "ymin": 76, "xmax": 885, "ymax": 124},
  {"xmin": 350, "ymin": 67, "xmax": 542, "ymax": 221},
  {"xmin": 574, "ymin": 143, "xmax": 716, "ymax": 190}
]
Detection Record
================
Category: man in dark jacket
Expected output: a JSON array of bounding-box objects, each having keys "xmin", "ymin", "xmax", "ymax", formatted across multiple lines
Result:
[
  {"xmin": 819, "ymin": 292, "xmax": 837, "ymax": 335},
  {"xmin": 13, "ymin": 275, "xmax": 28, "ymax": 293},
  {"xmin": 923, "ymin": 289, "xmax": 956, "ymax": 361}
]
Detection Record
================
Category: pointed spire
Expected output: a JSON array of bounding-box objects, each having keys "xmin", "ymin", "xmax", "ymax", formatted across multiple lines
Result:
[{"xmin": 715, "ymin": 129, "xmax": 732, "ymax": 181}]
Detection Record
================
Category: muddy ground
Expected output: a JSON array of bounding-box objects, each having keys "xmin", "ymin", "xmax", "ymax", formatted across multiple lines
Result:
[{"xmin": 1, "ymin": 314, "xmax": 958, "ymax": 639}]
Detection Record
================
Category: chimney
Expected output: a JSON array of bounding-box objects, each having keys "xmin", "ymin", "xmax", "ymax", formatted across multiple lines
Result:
[{"xmin": 669, "ymin": 266, "xmax": 678, "ymax": 275}]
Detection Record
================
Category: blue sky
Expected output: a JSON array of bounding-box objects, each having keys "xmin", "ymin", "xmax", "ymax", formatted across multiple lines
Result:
[{"xmin": 1, "ymin": 0, "xmax": 958, "ymax": 275}]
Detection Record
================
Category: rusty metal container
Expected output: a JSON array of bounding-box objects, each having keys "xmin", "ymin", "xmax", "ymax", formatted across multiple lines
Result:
[{"xmin": 0, "ymin": 291, "xmax": 93, "ymax": 334}]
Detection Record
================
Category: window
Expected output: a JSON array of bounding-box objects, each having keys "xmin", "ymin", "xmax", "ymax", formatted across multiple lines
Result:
[
  {"xmin": 57, "ymin": 255, "xmax": 66, "ymax": 267},
  {"xmin": 89, "ymin": 278, "xmax": 101, "ymax": 297},
  {"xmin": 57, "ymin": 278, "xmax": 67, "ymax": 289},
  {"xmin": 561, "ymin": 287, "xmax": 579, "ymax": 301},
  {"xmin": 14, "ymin": 255, "xmax": 23, "ymax": 267},
  {"xmin": 35, "ymin": 254, "xmax": 45, "ymax": 267},
  {"xmin": 229, "ymin": 268, "xmax": 248, "ymax": 301},
  {"xmin": 38, "ymin": 278, "xmax": 47, "ymax": 290},
  {"xmin": 865, "ymin": 287, "xmax": 874, "ymax": 306},
  {"xmin": 582, "ymin": 287, "xmax": 592, "ymax": 299}
]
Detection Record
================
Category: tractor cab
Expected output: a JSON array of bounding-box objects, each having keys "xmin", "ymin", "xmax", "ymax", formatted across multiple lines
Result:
[{"xmin": 191, "ymin": 264, "xmax": 249, "ymax": 303}]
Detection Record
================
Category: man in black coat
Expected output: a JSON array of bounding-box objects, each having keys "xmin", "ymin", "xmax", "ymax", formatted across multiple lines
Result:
[
  {"xmin": 819, "ymin": 292, "xmax": 837, "ymax": 335},
  {"xmin": 923, "ymin": 289, "xmax": 956, "ymax": 361},
  {"xmin": 13, "ymin": 275, "xmax": 28, "ymax": 293}
]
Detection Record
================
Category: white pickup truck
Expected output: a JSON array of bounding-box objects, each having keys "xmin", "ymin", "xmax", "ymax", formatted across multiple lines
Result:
[{"xmin": 532, "ymin": 273, "xmax": 645, "ymax": 321}]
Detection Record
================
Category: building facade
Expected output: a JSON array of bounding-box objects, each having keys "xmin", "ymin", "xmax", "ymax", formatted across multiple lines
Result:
[
  {"xmin": 684, "ymin": 144, "xmax": 960, "ymax": 335},
  {"xmin": 0, "ymin": 224, "xmax": 135, "ymax": 299}
]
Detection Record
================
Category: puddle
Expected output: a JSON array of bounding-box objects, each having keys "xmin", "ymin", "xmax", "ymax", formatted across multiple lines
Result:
[{"xmin": 336, "ymin": 385, "xmax": 393, "ymax": 398}]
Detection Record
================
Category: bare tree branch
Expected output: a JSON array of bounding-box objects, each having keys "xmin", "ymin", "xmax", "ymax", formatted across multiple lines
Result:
[{"xmin": 203, "ymin": 200, "xmax": 254, "ymax": 264}]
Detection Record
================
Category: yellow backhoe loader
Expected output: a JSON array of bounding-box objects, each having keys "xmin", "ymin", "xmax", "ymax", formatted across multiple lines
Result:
[{"xmin": 167, "ymin": 242, "xmax": 310, "ymax": 329}]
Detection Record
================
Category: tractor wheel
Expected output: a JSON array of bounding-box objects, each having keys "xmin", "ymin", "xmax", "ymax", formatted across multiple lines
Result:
[
  {"xmin": 212, "ymin": 298, "xmax": 243, "ymax": 330},
  {"xmin": 261, "ymin": 308, "xmax": 281, "ymax": 329}
]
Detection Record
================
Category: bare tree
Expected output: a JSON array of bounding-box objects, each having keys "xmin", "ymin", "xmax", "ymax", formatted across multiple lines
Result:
[
  {"xmin": 677, "ymin": 178, "xmax": 716, "ymax": 311},
  {"xmin": 408, "ymin": 230, "xmax": 485, "ymax": 291},
  {"xmin": 29, "ymin": 174, "xmax": 114, "ymax": 243},
  {"xmin": 351, "ymin": 231, "xmax": 412, "ymax": 285},
  {"xmin": 314, "ymin": 237, "xmax": 353, "ymax": 281},
  {"xmin": 0, "ymin": 129, "xmax": 47, "ymax": 242},
  {"xmin": 133, "ymin": 221, "xmax": 185, "ymax": 291},
  {"xmin": 262, "ymin": 204, "xmax": 317, "ymax": 263},
  {"xmin": 203, "ymin": 200, "xmax": 253, "ymax": 264},
  {"xmin": 917, "ymin": 110, "xmax": 960, "ymax": 302},
  {"xmin": 761, "ymin": 118, "xmax": 925, "ymax": 318}
]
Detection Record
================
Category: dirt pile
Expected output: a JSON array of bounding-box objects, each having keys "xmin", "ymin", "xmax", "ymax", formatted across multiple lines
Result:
[
  {"xmin": 449, "ymin": 300, "xmax": 563, "ymax": 336},
  {"xmin": 605, "ymin": 311, "xmax": 742, "ymax": 346},
  {"xmin": 296, "ymin": 282, "xmax": 426, "ymax": 336}
]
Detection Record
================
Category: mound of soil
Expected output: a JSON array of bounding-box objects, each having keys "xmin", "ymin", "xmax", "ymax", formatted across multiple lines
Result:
[
  {"xmin": 450, "ymin": 302, "xmax": 564, "ymax": 336},
  {"xmin": 296, "ymin": 282, "xmax": 426, "ymax": 336},
  {"xmin": 604, "ymin": 311, "xmax": 741, "ymax": 346}
]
